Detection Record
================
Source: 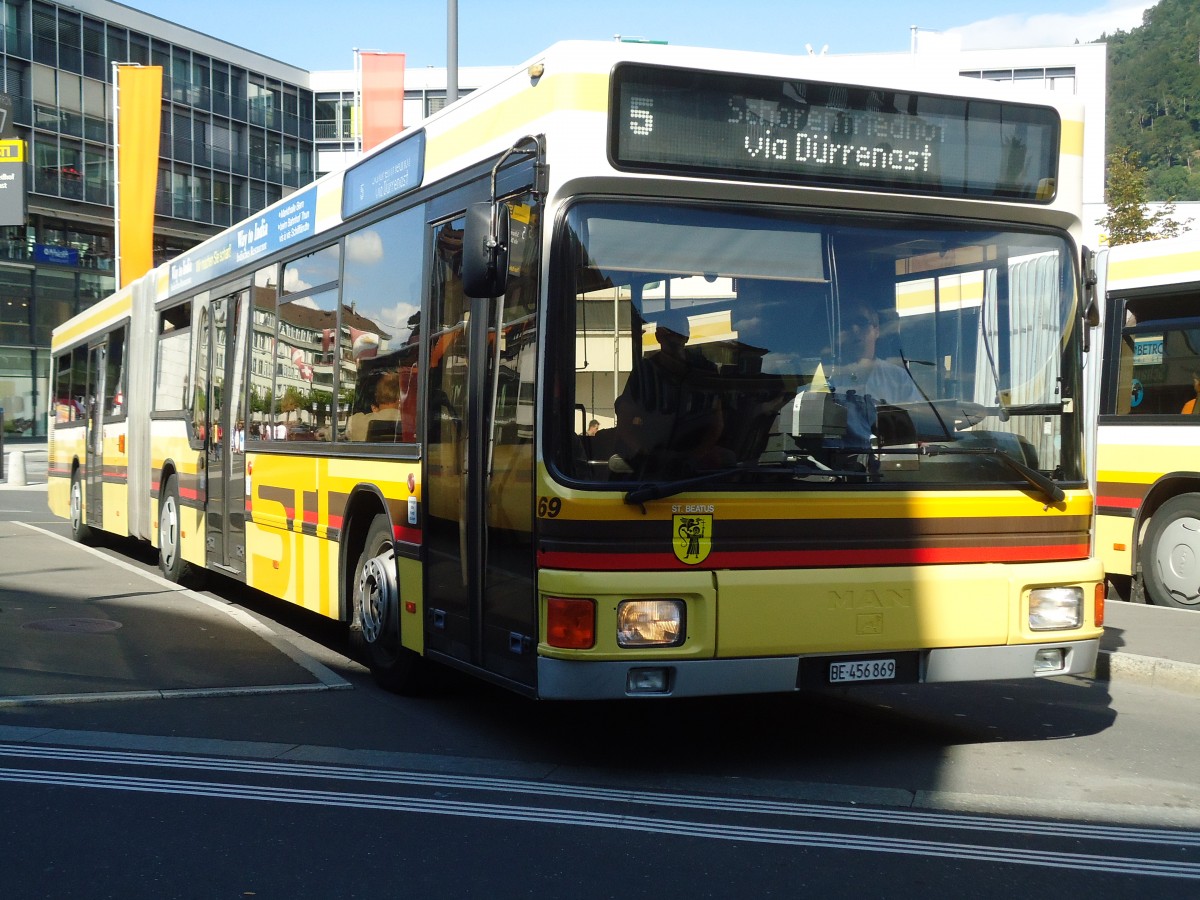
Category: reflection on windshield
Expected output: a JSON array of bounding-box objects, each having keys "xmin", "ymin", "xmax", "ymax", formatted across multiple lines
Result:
[{"xmin": 558, "ymin": 202, "xmax": 1081, "ymax": 490}]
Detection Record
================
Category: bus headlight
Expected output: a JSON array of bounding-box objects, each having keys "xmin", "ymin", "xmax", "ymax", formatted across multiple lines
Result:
[
  {"xmin": 1028, "ymin": 587, "xmax": 1083, "ymax": 631},
  {"xmin": 617, "ymin": 600, "xmax": 685, "ymax": 647}
]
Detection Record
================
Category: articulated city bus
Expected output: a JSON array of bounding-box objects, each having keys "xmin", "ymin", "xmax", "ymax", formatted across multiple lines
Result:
[
  {"xmin": 48, "ymin": 41, "xmax": 1103, "ymax": 698},
  {"xmin": 1090, "ymin": 234, "xmax": 1200, "ymax": 608}
]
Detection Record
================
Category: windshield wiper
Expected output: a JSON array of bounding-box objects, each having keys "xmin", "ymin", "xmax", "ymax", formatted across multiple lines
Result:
[
  {"xmin": 624, "ymin": 467, "xmax": 751, "ymax": 506},
  {"xmin": 988, "ymin": 402, "xmax": 1066, "ymax": 417},
  {"xmin": 622, "ymin": 460, "xmax": 863, "ymax": 506},
  {"xmin": 920, "ymin": 444, "xmax": 1064, "ymax": 504}
]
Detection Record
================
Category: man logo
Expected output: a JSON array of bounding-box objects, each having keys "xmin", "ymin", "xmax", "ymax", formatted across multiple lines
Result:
[{"xmin": 673, "ymin": 514, "xmax": 712, "ymax": 565}]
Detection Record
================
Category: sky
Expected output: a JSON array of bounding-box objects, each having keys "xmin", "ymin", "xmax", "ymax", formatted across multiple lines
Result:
[{"xmin": 114, "ymin": 0, "xmax": 1156, "ymax": 72}]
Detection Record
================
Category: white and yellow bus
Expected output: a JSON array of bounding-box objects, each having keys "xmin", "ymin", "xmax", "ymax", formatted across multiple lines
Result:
[
  {"xmin": 1090, "ymin": 234, "xmax": 1200, "ymax": 608},
  {"xmin": 49, "ymin": 41, "xmax": 1103, "ymax": 698}
]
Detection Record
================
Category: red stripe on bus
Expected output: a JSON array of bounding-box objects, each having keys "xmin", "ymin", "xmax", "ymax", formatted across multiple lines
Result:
[
  {"xmin": 1096, "ymin": 495, "xmax": 1141, "ymax": 510},
  {"xmin": 537, "ymin": 543, "xmax": 1089, "ymax": 570},
  {"xmin": 393, "ymin": 523, "xmax": 422, "ymax": 545}
]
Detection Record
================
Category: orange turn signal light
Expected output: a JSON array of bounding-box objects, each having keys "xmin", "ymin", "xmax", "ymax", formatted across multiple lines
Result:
[{"xmin": 1095, "ymin": 582, "xmax": 1105, "ymax": 627}]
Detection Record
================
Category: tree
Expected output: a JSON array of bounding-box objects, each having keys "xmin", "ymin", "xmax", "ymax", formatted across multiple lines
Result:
[
  {"xmin": 278, "ymin": 385, "xmax": 305, "ymax": 423},
  {"xmin": 1097, "ymin": 147, "xmax": 1187, "ymax": 246}
]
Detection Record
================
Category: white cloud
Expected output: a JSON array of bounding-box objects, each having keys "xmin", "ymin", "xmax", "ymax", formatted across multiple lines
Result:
[
  {"xmin": 383, "ymin": 301, "xmax": 419, "ymax": 335},
  {"xmin": 282, "ymin": 267, "xmax": 310, "ymax": 294},
  {"xmin": 946, "ymin": 2, "xmax": 1153, "ymax": 50},
  {"xmin": 346, "ymin": 229, "xmax": 385, "ymax": 264}
]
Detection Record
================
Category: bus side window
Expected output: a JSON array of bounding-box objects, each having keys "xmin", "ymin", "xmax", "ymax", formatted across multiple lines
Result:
[
  {"xmin": 53, "ymin": 352, "xmax": 73, "ymax": 423},
  {"xmin": 337, "ymin": 207, "xmax": 424, "ymax": 443},
  {"xmin": 105, "ymin": 328, "xmax": 126, "ymax": 418},
  {"xmin": 1116, "ymin": 333, "xmax": 1136, "ymax": 415},
  {"xmin": 1118, "ymin": 323, "xmax": 1200, "ymax": 416}
]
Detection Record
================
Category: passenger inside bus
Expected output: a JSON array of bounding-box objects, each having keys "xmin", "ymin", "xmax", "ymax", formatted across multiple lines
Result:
[
  {"xmin": 1184, "ymin": 370, "xmax": 1200, "ymax": 415},
  {"xmin": 611, "ymin": 322, "xmax": 733, "ymax": 475},
  {"xmin": 345, "ymin": 370, "xmax": 403, "ymax": 441}
]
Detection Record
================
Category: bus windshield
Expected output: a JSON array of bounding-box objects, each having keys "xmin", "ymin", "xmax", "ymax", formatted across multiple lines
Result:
[{"xmin": 557, "ymin": 201, "xmax": 1082, "ymax": 491}]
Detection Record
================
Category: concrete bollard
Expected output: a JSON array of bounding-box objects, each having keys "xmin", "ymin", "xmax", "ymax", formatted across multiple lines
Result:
[{"xmin": 5, "ymin": 450, "xmax": 26, "ymax": 486}]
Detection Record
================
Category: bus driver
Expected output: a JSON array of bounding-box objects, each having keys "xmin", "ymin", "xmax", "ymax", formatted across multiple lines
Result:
[{"xmin": 829, "ymin": 303, "xmax": 923, "ymax": 448}]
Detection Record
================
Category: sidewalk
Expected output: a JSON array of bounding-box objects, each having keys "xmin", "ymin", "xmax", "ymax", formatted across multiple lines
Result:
[
  {"xmin": 1097, "ymin": 599, "xmax": 1200, "ymax": 695},
  {"xmin": 0, "ymin": 519, "xmax": 349, "ymax": 706}
]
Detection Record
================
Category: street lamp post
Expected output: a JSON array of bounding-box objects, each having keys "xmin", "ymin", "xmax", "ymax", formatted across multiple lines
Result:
[{"xmin": 447, "ymin": 0, "xmax": 458, "ymax": 104}]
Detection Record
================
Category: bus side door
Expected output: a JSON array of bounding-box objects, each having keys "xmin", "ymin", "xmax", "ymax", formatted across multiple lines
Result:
[
  {"xmin": 84, "ymin": 341, "xmax": 106, "ymax": 528},
  {"xmin": 204, "ymin": 289, "xmax": 250, "ymax": 576}
]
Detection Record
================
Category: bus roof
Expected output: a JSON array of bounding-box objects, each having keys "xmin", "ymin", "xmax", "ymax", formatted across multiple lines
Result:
[
  {"xmin": 53, "ymin": 39, "xmax": 1086, "ymax": 347},
  {"xmin": 1102, "ymin": 232, "xmax": 1200, "ymax": 292}
]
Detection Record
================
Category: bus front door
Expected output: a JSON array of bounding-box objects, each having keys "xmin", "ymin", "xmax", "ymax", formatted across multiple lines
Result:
[
  {"xmin": 204, "ymin": 290, "xmax": 249, "ymax": 577},
  {"xmin": 424, "ymin": 207, "xmax": 538, "ymax": 689}
]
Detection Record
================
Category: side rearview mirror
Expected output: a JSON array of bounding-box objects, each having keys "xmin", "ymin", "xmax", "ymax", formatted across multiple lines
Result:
[
  {"xmin": 1081, "ymin": 246, "xmax": 1100, "ymax": 353},
  {"xmin": 463, "ymin": 201, "xmax": 510, "ymax": 299}
]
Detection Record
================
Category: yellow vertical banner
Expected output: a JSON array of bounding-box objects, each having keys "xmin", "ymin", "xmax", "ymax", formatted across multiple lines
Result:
[{"xmin": 116, "ymin": 65, "xmax": 162, "ymax": 288}]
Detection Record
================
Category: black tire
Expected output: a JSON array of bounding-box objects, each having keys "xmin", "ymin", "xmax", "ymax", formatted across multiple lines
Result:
[
  {"xmin": 157, "ymin": 474, "xmax": 193, "ymax": 584},
  {"xmin": 1142, "ymin": 493, "xmax": 1200, "ymax": 609},
  {"xmin": 349, "ymin": 513, "xmax": 422, "ymax": 693},
  {"xmin": 69, "ymin": 469, "xmax": 91, "ymax": 543}
]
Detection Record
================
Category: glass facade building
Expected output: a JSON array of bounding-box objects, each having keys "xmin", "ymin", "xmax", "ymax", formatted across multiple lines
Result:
[{"xmin": 1, "ymin": 0, "xmax": 316, "ymax": 439}]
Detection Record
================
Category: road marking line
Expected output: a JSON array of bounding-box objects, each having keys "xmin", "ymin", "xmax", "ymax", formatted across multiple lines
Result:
[{"xmin": 1, "ymin": 764, "xmax": 1198, "ymax": 879}]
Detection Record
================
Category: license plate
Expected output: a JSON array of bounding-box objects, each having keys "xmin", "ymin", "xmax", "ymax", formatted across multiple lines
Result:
[{"xmin": 828, "ymin": 658, "xmax": 896, "ymax": 684}]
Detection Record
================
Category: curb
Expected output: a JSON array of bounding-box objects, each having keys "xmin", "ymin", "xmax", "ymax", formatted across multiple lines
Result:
[{"xmin": 1094, "ymin": 650, "xmax": 1200, "ymax": 695}]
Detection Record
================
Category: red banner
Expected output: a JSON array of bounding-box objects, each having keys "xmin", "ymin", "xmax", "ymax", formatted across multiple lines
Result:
[{"xmin": 360, "ymin": 52, "xmax": 406, "ymax": 152}]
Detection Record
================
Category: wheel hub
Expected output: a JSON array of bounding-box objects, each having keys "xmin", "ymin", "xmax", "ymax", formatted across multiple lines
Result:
[
  {"xmin": 1157, "ymin": 516, "xmax": 1200, "ymax": 605},
  {"xmin": 357, "ymin": 549, "xmax": 397, "ymax": 644},
  {"xmin": 160, "ymin": 498, "xmax": 178, "ymax": 566}
]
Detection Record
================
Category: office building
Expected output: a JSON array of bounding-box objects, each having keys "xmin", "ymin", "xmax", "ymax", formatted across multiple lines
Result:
[{"xmin": 1, "ymin": 0, "xmax": 315, "ymax": 438}]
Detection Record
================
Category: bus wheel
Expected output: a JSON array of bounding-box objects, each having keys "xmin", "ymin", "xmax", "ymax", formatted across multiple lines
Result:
[
  {"xmin": 1143, "ymin": 494, "xmax": 1200, "ymax": 609},
  {"xmin": 350, "ymin": 513, "xmax": 422, "ymax": 693},
  {"xmin": 158, "ymin": 475, "xmax": 193, "ymax": 584},
  {"xmin": 69, "ymin": 470, "xmax": 91, "ymax": 543}
]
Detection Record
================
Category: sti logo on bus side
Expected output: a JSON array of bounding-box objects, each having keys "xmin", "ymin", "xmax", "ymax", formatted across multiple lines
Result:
[{"xmin": 828, "ymin": 588, "xmax": 912, "ymax": 610}]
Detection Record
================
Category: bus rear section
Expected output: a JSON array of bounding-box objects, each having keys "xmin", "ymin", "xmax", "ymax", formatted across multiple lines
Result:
[{"xmin": 48, "ymin": 283, "xmax": 152, "ymax": 546}]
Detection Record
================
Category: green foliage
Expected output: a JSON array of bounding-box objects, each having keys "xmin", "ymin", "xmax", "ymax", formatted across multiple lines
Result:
[
  {"xmin": 1103, "ymin": 0, "xmax": 1200, "ymax": 200},
  {"xmin": 1097, "ymin": 148, "xmax": 1186, "ymax": 245},
  {"xmin": 248, "ymin": 386, "xmax": 270, "ymax": 415},
  {"xmin": 278, "ymin": 385, "xmax": 305, "ymax": 419}
]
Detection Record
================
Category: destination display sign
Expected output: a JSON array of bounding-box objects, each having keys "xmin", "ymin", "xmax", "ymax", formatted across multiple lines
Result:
[
  {"xmin": 610, "ymin": 64, "xmax": 1060, "ymax": 202},
  {"xmin": 168, "ymin": 182, "xmax": 318, "ymax": 293},
  {"xmin": 342, "ymin": 130, "xmax": 425, "ymax": 219}
]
